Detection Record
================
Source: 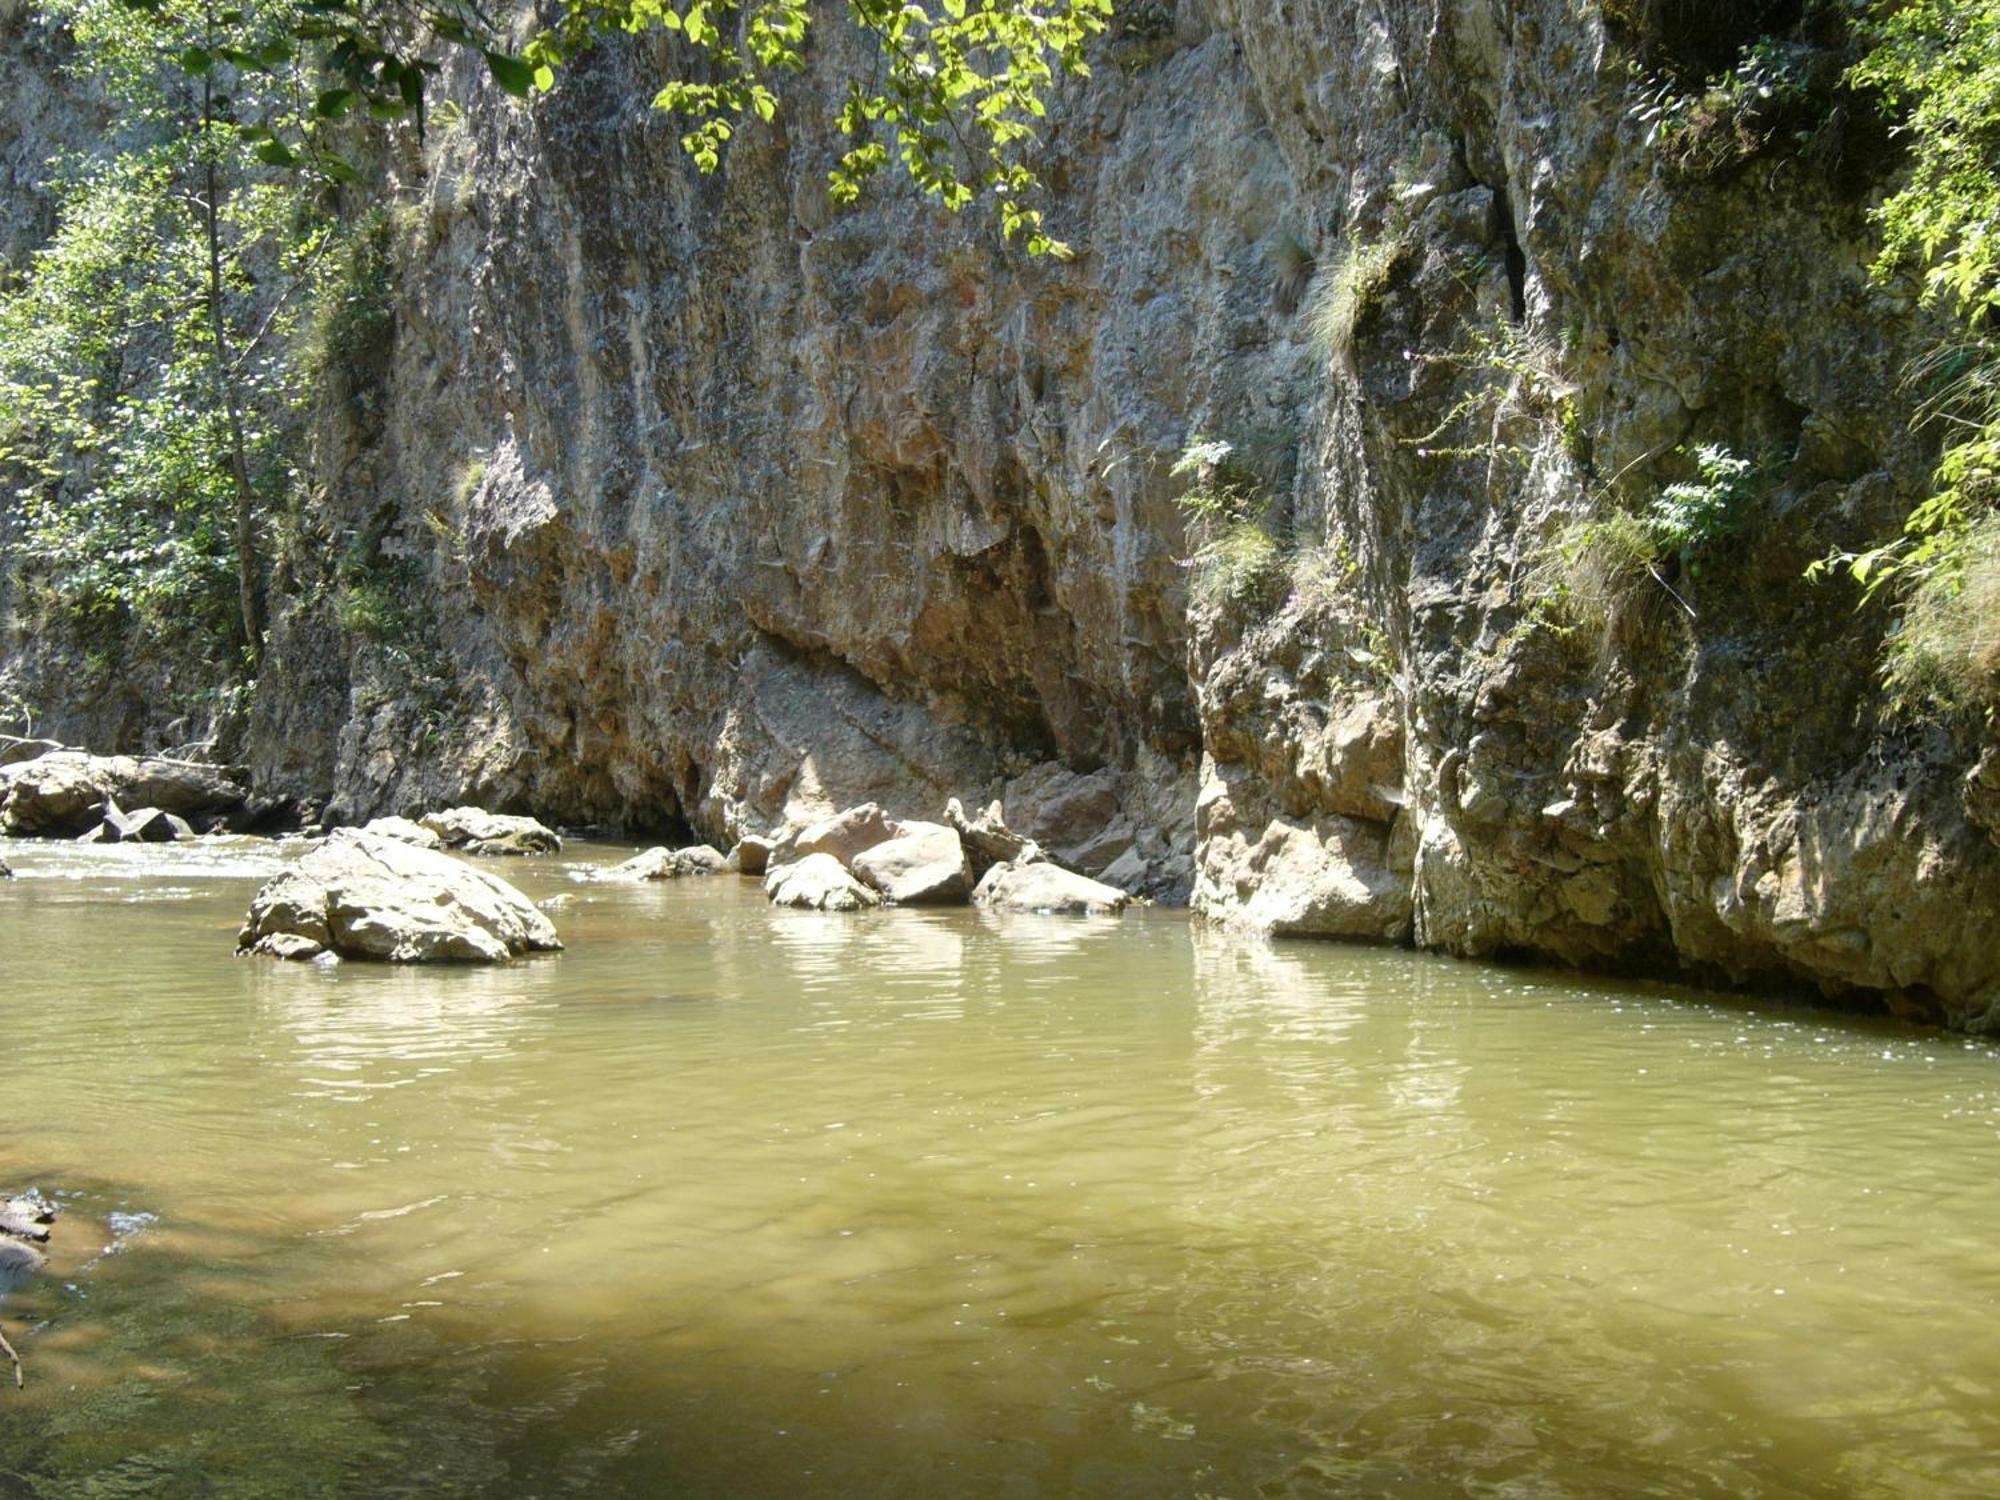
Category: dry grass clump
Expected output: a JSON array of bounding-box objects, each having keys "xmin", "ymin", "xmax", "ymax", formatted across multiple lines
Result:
[{"xmin": 1885, "ymin": 512, "xmax": 2000, "ymax": 712}]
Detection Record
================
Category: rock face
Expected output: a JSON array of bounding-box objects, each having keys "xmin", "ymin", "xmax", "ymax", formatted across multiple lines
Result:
[
  {"xmin": 418, "ymin": 807, "xmax": 561, "ymax": 856},
  {"xmin": 763, "ymin": 853, "xmax": 882, "ymax": 912},
  {"xmin": 0, "ymin": 751, "xmax": 245, "ymax": 836},
  {"xmin": 11, "ymin": 5, "xmax": 2000, "ymax": 1025},
  {"xmin": 974, "ymin": 861, "xmax": 1130, "ymax": 916},
  {"xmin": 238, "ymin": 828, "xmax": 562, "ymax": 962},
  {"xmin": 850, "ymin": 821, "xmax": 974, "ymax": 905},
  {"xmin": 607, "ymin": 844, "xmax": 727, "ymax": 880}
]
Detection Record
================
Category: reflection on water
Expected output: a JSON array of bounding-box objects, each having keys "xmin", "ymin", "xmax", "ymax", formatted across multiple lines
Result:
[{"xmin": 3, "ymin": 837, "xmax": 2000, "ymax": 1496}]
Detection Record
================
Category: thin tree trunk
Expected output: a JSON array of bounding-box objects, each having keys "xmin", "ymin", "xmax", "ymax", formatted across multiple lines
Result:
[{"xmin": 200, "ymin": 70, "xmax": 264, "ymax": 668}]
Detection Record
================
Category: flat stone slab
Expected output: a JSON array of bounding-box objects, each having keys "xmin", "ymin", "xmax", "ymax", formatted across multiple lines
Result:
[{"xmin": 238, "ymin": 828, "xmax": 563, "ymax": 963}]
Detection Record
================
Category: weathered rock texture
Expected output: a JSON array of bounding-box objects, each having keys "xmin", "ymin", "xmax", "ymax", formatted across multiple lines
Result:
[
  {"xmin": 764, "ymin": 853, "xmax": 881, "ymax": 913},
  {"xmin": 419, "ymin": 807, "xmax": 562, "ymax": 856},
  {"xmin": 238, "ymin": 828, "xmax": 562, "ymax": 962},
  {"xmin": 0, "ymin": 751, "xmax": 245, "ymax": 836},
  {"xmin": 9, "ymin": 3, "xmax": 2000, "ymax": 1024}
]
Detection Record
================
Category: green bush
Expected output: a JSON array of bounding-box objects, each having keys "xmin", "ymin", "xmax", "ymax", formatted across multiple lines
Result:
[
  {"xmin": 1809, "ymin": 0, "xmax": 2000, "ymax": 713},
  {"xmin": 304, "ymin": 208, "xmax": 395, "ymax": 404}
]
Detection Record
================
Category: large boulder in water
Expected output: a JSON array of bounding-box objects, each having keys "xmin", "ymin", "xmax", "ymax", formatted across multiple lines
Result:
[
  {"xmin": 763, "ymin": 852, "xmax": 881, "ymax": 912},
  {"xmin": 419, "ymin": 806, "xmax": 562, "ymax": 856},
  {"xmin": 238, "ymin": 829, "xmax": 563, "ymax": 963},
  {"xmin": 852, "ymin": 821, "xmax": 973, "ymax": 904},
  {"xmin": 973, "ymin": 861, "xmax": 1131, "ymax": 915},
  {"xmin": 0, "ymin": 751, "xmax": 244, "ymax": 836}
]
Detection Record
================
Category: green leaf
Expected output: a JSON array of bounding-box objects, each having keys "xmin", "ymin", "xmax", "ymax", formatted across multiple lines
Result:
[
  {"xmin": 252, "ymin": 138, "xmax": 298, "ymax": 168},
  {"xmin": 484, "ymin": 50, "xmax": 537, "ymax": 98},
  {"xmin": 314, "ymin": 88, "xmax": 356, "ymax": 119},
  {"xmin": 179, "ymin": 47, "xmax": 213, "ymax": 75}
]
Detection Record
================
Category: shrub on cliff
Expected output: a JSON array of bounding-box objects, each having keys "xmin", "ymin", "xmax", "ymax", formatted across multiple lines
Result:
[{"xmin": 1815, "ymin": 0, "xmax": 2000, "ymax": 713}]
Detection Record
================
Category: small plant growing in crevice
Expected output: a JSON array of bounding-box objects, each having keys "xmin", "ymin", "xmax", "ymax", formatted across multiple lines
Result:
[
  {"xmin": 1530, "ymin": 442, "xmax": 1759, "ymax": 635},
  {"xmin": 1405, "ymin": 314, "xmax": 1579, "ymax": 467},
  {"xmin": 1305, "ymin": 235, "xmax": 1406, "ymax": 367},
  {"xmin": 1270, "ymin": 231, "xmax": 1317, "ymax": 315},
  {"xmin": 1172, "ymin": 437, "xmax": 1288, "ymax": 611}
]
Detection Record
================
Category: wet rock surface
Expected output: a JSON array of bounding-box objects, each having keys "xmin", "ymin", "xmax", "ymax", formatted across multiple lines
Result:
[{"xmin": 238, "ymin": 828, "xmax": 562, "ymax": 963}]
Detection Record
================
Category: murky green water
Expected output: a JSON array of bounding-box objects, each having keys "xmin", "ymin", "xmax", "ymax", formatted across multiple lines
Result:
[{"xmin": 2, "ymin": 837, "xmax": 1999, "ymax": 1497}]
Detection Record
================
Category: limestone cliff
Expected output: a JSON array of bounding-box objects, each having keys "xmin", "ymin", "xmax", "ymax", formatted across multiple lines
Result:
[{"xmin": 7, "ymin": 1, "xmax": 2000, "ymax": 1026}]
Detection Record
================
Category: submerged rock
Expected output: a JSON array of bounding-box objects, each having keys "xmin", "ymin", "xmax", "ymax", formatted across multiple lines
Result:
[
  {"xmin": 359, "ymin": 815, "xmax": 443, "ymax": 850},
  {"xmin": 0, "ymin": 857, "xmax": 10, "ymax": 879},
  {"xmin": 607, "ymin": 844, "xmax": 727, "ymax": 880},
  {"xmin": 238, "ymin": 828, "xmax": 563, "ymax": 963},
  {"xmin": 973, "ymin": 861, "xmax": 1131, "ymax": 916},
  {"xmin": 763, "ymin": 852, "xmax": 881, "ymax": 912},
  {"xmin": 0, "ymin": 1192, "xmax": 55, "ymax": 1245},
  {"xmin": 419, "ymin": 806, "xmax": 562, "ymax": 857},
  {"xmin": 0, "ymin": 751, "xmax": 244, "ymax": 837},
  {"xmin": 852, "ymin": 821, "xmax": 973, "ymax": 904}
]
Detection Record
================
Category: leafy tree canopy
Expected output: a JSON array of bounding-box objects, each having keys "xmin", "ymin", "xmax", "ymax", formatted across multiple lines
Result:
[{"xmin": 124, "ymin": 0, "xmax": 1116, "ymax": 255}]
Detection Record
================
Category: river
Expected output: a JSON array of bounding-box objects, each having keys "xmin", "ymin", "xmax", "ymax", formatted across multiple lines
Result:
[{"xmin": 1, "ymin": 836, "xmax": 1997, "ymax": 1496}]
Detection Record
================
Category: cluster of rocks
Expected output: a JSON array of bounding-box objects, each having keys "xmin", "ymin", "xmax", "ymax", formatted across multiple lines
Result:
[
  {"xmin": 609, "ymin": 797, "xmax": 1134, "ymax": 917},
  {"xmin": 0, "ymin": 743, "xmax": 252, "ymax": 840}
]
